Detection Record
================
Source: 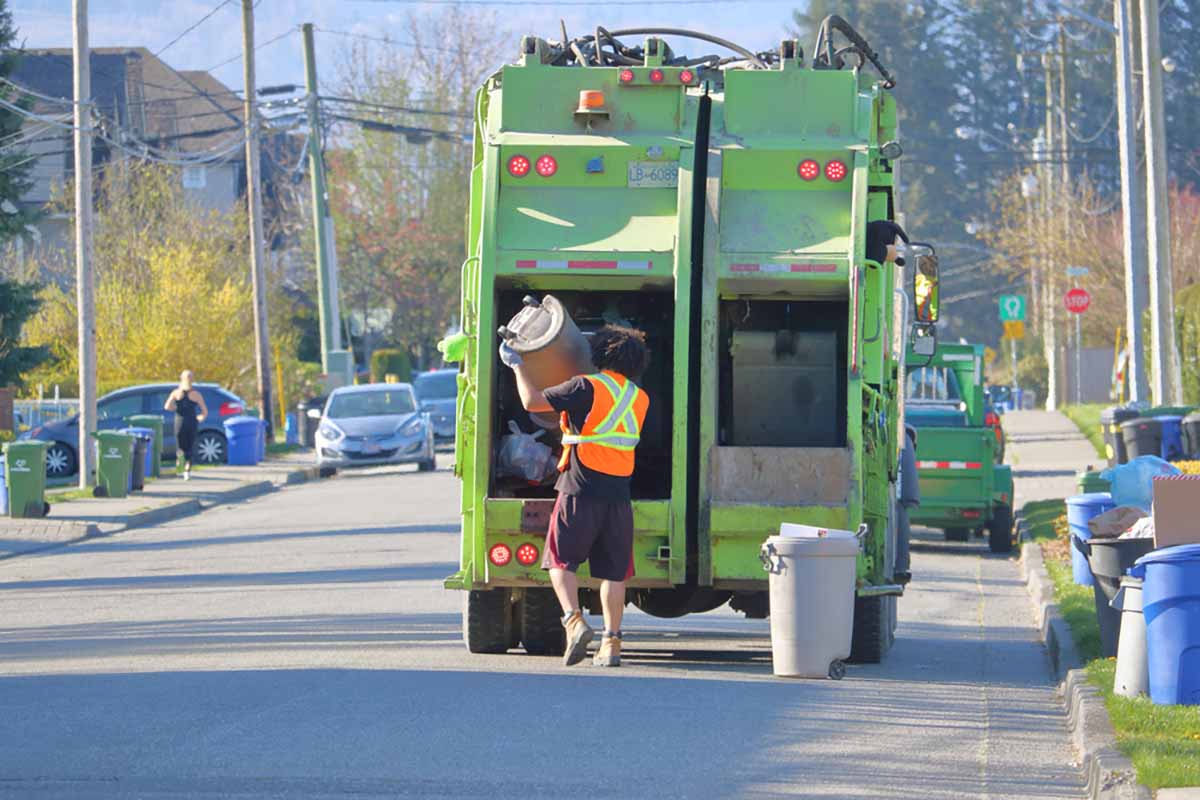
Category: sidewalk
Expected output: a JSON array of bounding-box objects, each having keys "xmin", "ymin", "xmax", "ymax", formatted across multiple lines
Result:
[
  {"xmin": 1002, "ymin": 409, "xmax": 1102, "ymax": 503},
  {"xmin": 0, "ymin": 452, "xmax": 323, "ymax": 560}
]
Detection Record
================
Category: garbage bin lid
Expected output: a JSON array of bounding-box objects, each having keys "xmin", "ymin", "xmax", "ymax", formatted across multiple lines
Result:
[
  {"xmin": 1067, "ymin": 492, "xmax": 1113, "ymax": 507},
  {"xmin": 1152, "ymin": 415, "xmax": 1183, "ymax": 423},
  {"xmin": 1133, "ymin": 543, "xmax": 1200, "ymax": 568},
  {"xmin": 763, "ymin": 533, "xmax": 859, "ymax": 557}
]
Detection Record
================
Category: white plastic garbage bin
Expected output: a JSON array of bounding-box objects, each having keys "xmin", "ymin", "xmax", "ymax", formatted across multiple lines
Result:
[{"xmin": 761, "ymin": 524, "xmax": 859, "ymax": 679}]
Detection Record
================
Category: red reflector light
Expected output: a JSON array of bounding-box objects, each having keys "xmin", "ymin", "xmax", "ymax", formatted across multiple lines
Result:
[
  {"xmin": 515, "ymin": 543, "xmax": 540, "ymax": 566},
  {"xmin": 825, "ymin": 160, "xmax": 848, "ymax": 182},
  {"xmin": 797, "ymin": 159, "xmax": 820, "ymax": 181},
  {"xmin": 985, "ymin": 412, "xmax": 1000, "ymax": 426},
  {"xmin": 488, "ymin": 543, "xmax": 512, "ymax": 567},
  {"xmin": 649, "ymin": 69, "xmax": 664, "ymax": 84},
  {"xmin": 507, "ymin": 155, "xmax": 531, "ymax": 177},
  {"xmin": 679, "ymin": 69, "xmax": 695, "ymax": 84},
  {"xmin": 535, "ymin": 154, "xmax": 557, "ymax": 177},
  {"xmin": 219, "ymin": 401, "xmax": 243, "ymax": 417},
  {"xmin": 619, "ymin": 68, "xmax": 635, "ymax": 83},
  {"xmin": 962, "ymin": 510, "xmax": 983, "ymax": 520}
]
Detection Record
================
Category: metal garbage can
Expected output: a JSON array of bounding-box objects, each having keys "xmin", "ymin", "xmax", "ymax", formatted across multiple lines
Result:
[
  {"xmin": 297, "ymin": 396, "xmax": 326, "ymax": 449},
  {"xmin": 127, "ymin": 414, "xmax": 163, "ymax": 478},
  {"xmin": 1074, "ymin": 535, "xmax": 1154, "ymax": 657},
  {"xmin": 1101, "ymin": 406, "xmax": 1140, "ymax": 466},
  {"xmin": 1183, "ymin": 412, "xmax": 1200, "ymax": 459},
  {"xmin": 93, "ymin": 431, "xmax": 135, "ymax": 498},
  {"xmin": 120, "ymin": 427, "xmax": 152, "ymax": 492},
  {"xmin": 223, "ymin": 416, "xmax": 260, "ymax": 466},
  {"xmin": 3, "ymin": 440, "xmax": 49, "ymax": 518},
  {"xmin": 1121, "ymin": 418, "xmax": 1162, "ymax": 461},
  {"xmin": 1112, "ymin": 576, "xmax": 1148, "ymax": 698},
  {"xmin": 760, "ymin": 524, "xmax": 859, "ymax": 679}
]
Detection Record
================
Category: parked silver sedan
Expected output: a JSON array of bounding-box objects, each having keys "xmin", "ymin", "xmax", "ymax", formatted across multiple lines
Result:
[{"xmin": 315, "ymin": 383, "xmax": 436, "ymax": 472}]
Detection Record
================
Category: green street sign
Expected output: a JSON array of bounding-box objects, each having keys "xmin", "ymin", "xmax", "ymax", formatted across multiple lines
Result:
[{"xmin": 998, "ymin": 294, "xmax": 1026, "ymax": 322}]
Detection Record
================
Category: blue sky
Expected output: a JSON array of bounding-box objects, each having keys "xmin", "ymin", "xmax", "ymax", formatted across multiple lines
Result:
[{"xmin": 11, "ymin": 1, "xmax": 807, "ymax": 93}]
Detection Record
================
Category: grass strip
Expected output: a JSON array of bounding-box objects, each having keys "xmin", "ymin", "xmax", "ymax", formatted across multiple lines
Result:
[
  {"xmin": 1026, "ymin": 496, "xmax": 1200, "ymax": 789},
  {"xmin": 1061, "ymin": 403, "xmax": 1107, "ymax": 461}
]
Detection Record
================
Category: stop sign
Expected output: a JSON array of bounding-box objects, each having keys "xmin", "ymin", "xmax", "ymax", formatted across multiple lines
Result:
[{"xmin": 1064, "ymin": 287, "xmax": 1091, "ymax": 314}]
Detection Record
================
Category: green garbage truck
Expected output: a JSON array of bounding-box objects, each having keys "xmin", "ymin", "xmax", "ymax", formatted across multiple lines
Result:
[
  {"xmin": 905, "ymin": 342, "xmax": 1015, "ymax": 553},
  {"xmin": 443, "ymin": 20, "xmax": 941, "ymax": 662}
]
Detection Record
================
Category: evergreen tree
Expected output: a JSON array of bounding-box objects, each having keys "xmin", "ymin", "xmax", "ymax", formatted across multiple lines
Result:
[
  {"xmin": 0, "ymin": 0, "xmax": 34, "ymax": 243},
  {"xmin": 0, "ymin": 278, "xmax": 49, "ymax": 388}
]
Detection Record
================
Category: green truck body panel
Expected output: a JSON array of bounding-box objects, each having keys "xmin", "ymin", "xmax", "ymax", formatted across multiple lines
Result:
[
  {"xmin": 906, "ymin": 343, "xmax": 1013, "ymax": 530},
  {"xmin": 448, "ymin": 37, "xmax": 916, "ymax": 613}
]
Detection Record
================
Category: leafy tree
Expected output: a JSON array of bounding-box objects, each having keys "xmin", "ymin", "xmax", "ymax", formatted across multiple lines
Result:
[
  {"xmin": 0, "ymin": 277, "xmax": 49, "ymax": 387},
  {"xmin": 21, "ymin": 162, "xmax": 301, "ymax": 401},
  {"xmin": 0, "ymin": 0, "xmax": 35, "ymax": 243}
]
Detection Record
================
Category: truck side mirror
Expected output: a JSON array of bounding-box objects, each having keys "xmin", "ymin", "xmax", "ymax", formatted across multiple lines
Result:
[{"xmin": 913, "ymin": 252, "xmax": 940, "ymax": 324}]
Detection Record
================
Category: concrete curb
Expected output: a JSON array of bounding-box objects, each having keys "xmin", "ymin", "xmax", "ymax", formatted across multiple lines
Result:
[
  {"xmin": 1017, "ymin": 517, "xmax": 1152, "ymax": 800},
  {"xmin": 1, "ymin": 465, "xmax": 325, "ymax": 561}
]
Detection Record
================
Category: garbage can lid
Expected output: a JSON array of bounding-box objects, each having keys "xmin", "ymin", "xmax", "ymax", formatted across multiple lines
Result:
[
  {"xmin": 763, "ymin": 532, "xmax": 859, "ymax": 557},
  {"xmin": 1133, "ymin": 543, "xmax": 1200, "ymax": 569},
  {"xmin": 1067, "ymin": 492, "xmax": 1113, "ymax": 507}
]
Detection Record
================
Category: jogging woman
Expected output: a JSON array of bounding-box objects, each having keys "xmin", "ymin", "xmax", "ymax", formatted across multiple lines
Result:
[{"xmin": 164, "ymin": 370, "xmax": 208, "ymax": 480}]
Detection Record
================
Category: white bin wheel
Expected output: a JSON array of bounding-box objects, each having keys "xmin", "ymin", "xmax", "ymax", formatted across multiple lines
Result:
[{"xmin": 828, "ymin": 659, "xmax": 846, "ymax": 680}]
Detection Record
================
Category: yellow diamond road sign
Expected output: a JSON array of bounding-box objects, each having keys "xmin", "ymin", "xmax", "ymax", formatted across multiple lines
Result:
[{"xmin": 1003, "ymin": 320, "xmax": 1025, "ymax": 339}]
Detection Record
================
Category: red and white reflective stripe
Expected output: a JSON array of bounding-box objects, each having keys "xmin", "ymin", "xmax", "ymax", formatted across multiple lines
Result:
[
  {"xmin": 917, "ymin": 460, "xmax": 984, "ymax": 470},
  {"xmin": 515, "ymin": 259, "xmax": 652, "ymax": 271},
  {"xmin": 730, "ymin": 262, "xmax": 838, "ymax": 273}
]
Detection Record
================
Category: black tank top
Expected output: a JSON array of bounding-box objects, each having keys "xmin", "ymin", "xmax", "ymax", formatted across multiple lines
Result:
[{"xmin": 175, "ymin": 390, "xmax": 199, "ymax": 427}]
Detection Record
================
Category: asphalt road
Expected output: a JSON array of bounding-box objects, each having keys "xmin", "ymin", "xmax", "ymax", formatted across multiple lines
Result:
[{"xmin": 0, "ymin": 454, "xmax": 1084, "ymax": 799}]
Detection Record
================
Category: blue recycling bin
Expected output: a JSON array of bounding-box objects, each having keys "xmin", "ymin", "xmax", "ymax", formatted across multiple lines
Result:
[
  {"xmin": 119, "ymin": 427, "xmax": 155, "ymax": 481},
  {"xmin": 223, "ymin": 416, "xmax": 260, "ymax": 466},
  {"xmin": 1066, "ymin": 493, "xmax": 1115, "ymax": 586},
  {"xmin": 285, "ymin": 412, "xmax": 299, "ymax": 446},
  {"xmin": 1132, "ymin": 544, "xmax": 1200, "ymax": 705},
  {"xmin": 0, "ymin": 459, "xmax": 7, "ymax": 515},
  {"xmin": 1156, "ymin": 416, "xmax": 1185, "ymax": 461}
]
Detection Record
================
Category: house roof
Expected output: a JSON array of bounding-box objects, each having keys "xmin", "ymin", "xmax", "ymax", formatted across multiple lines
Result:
[{"xmin": 14, "ymin": 48, "xmax": 244, "ymax": 156}]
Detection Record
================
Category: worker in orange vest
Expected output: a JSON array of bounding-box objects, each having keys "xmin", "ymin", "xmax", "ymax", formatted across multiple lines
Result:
[{"xmin": 501, "ymin": 325, "xmax": 650, "ymax": 667}]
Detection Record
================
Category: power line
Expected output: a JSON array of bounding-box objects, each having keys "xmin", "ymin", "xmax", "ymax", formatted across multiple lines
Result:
[
  {"xmin": 153, "ymin": 0, "xmax": 234, "ymax": 57},
  {"xmin": 319, "ymin": 94, "xmax": 469, "ymax": 119},
  {"xmin": 353, "ymin": 0, "xmax": 794, "ymax": 4},
  {"xmin": 204, "ymin": 27, "xmax": 296, "ymax": 73},
  {"xmin": 311, "ymin": 27, "xmax": 460, "ymax": 54}
]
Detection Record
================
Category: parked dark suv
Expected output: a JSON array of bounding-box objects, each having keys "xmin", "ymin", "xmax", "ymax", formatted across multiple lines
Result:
[{"xmin": 19, "ymin": 383, "xmax": 246, "ymax": 478}]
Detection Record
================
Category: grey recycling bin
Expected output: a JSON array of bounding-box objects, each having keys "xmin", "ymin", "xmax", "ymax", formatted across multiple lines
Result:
[{"xmin": 1112, "ymin": 577, "xmax": 1148, "ymax": 698}]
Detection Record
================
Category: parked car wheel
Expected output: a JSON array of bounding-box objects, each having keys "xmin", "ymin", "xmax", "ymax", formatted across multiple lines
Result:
[
  {"xmin": 418, "ymin": 453, "xmax": 437, "ymax": 472},
  {"xmin": 45, "ymin": 442, "xmax": 77, "ymax": 478},
  {"xmin": 194, "ymin": 431, "xmax": 226, "ymax": 464}
]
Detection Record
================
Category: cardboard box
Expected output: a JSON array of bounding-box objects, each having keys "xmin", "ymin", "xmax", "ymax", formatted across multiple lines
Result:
[{"xmin": 1152, "ymin": 475, "xmax": 1200, "ymax": 549}]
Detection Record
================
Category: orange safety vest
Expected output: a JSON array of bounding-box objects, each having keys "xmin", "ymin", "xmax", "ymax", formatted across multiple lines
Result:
[{"xmin": 557, "ymin": 371, "xmax": 649, "ymax": 477}]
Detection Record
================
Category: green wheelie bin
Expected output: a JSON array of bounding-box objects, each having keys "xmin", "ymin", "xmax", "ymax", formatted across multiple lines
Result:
[
  {"xmin": 3, "ymin": 440, "xmax": 50, "ymax": 518},
  {"xmin": 93, "ymin": 431, "xmax": 135, "ymax": 498},
  {"xmin": 128, "ymin": 414, "xmax": 164, "ymax": 478}
]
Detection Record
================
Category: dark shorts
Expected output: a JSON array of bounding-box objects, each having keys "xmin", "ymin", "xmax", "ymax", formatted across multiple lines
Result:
[{"xmin": 542, "ymin": 493, "xmax": 635, "ymax": 582}]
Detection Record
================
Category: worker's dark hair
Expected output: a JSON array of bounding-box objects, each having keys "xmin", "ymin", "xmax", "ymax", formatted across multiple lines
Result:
[{"xmin": 590, "ymin": 325, "xmax": 649, "ymax": 381}]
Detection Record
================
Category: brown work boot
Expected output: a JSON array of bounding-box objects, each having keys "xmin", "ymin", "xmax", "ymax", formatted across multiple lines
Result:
[
  {"xmin": 593, "ymin": 632, "xmax": 622, "ymax": 667},
  {"xmin": 562, "ymin": 610, "xmax": 593, "ymax": 666}
]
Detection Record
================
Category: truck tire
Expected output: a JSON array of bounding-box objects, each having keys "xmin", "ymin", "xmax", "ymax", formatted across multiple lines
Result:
[
  {"xmin": 463, "ymin": 589, "xmax": 513, "ymax": 654},
  {"xmin": 518, "ymin": 588, "xmax": 566, "ymax": 656},
  {"xmin": 849, "ymin": 595, "xmax": 889, "ymax": 664},
  {"xmin": 944, "ymin": 527, "xmax": 970, "ymax": 542},
  {"xmin": 988, "ymin": 504, "xmax": 1015, "ymax": 554}
]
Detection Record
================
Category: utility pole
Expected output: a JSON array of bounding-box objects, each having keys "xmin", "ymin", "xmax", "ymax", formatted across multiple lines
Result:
[
  {"xmin": 241, "ymin": 0, "xmax": 274, "ymax": 434},
  {"xmin": 1115, "ymin": 0, "xmax": 1149, "ymax": 403},
  {"xmin": 1041, "ymin": 52, "xmax": 1059, "ymax": 411},
  {"xmin": 1138, "ymin": 0, "xmax": 1182, "ymax": 405},
  {"xmin": 301, "ymin": 23, "xmax": 351, "ymax": 387},
  {"xmin": 72, "ymin": 0, "xmax": 96, "ymax": 489}
]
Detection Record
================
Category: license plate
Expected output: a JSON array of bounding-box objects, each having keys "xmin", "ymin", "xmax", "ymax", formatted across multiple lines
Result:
[
  {"xmin": 627, "ymin": 161, "xmax": 679, "ymax": 188},
  {"xmin": 364, "ymin": 443, "xmax": 381, "ymax": 454}
]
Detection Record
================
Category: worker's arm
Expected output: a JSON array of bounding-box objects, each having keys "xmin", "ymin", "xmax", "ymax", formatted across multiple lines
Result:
[{"xmin": 500, "ymin": 343, "xmax": 553, "ymax": 414}]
